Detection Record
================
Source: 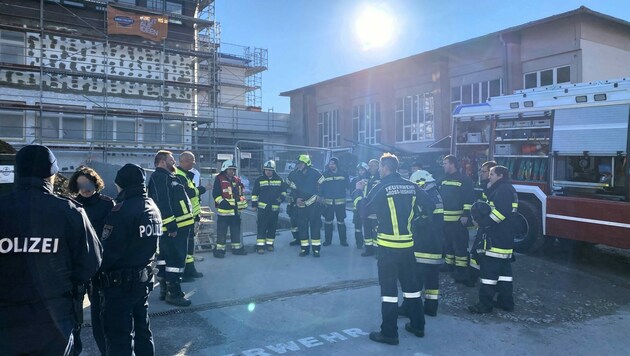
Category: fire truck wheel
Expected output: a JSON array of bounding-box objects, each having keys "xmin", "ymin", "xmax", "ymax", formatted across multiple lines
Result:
[{"xmin": 514, "ymin": 200, "xmax": 544, "ymax": 253}]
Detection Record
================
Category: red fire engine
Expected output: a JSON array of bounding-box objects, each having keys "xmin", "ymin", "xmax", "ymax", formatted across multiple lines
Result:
[{"xmin": 452, "ymin": 78, "xmax": 630, "ymax": 252}]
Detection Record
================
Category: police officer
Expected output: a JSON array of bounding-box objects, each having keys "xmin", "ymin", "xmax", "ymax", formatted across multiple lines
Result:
[
  {"xmin": 356, "ymin": 153, "xmax": 434, "ymax": 346},
  {"xmin": 439, "ymin": 155, "xmax": 475, "ymax": 283},
  {"xmin": 287, "ymin": 154, "xmax": 324, "ymax": 257},
  {"xmin": 468, "ymin": 165, "xmax": 518, "ymax": 314},
  {"xmin": 0, "ymin": 145, "xmax": 102, "ymax": 355},
  {"xmin": 354, "ymin": 158, "xmax": 381, "ymax": 257},
  {"xmin": 251, "ymin": 160, "xmax": 288, "ymax": 254},
  {"xmin": 68, "ymin": 166, "xmax": 115, "ymax": 355},
  {"xmin": 402, "ymin": 169, "xmax": 444, "ymax": 317},
  {"xmin": 212, "ymin": 159, "xmax": 248, "ymax": 257},
  {"xmin": 351, "ymin": 162, "xmax": 369, "ymax": 249},
  {"xmin": 148, "ymin": 150, "xmax": 194, "ymax": 307},
  {"xmin": 175, "ymin": 151, "xmax": 206, "ymax": 281},
  {"xmin": 321, "ymin": 157, "xmax": 350, "ymax": 246},
  {"xmin": 99, "ymin": 163, "xmax": 160, "ymax": 355}
]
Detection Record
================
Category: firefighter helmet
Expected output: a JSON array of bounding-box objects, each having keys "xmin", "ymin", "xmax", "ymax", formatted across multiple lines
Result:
[
  {"xmin": 357, "ymin": 162, "xmax": 369, "ymax": 171},
  {"xmin": 263, "ymin": 160, "xmax": 276, "ymax": 171},
  {"xmin": 221, "ymin": 159, "xmax": 237, "ymax": 172},
  {"xmin": 297, "ymin": 154, "xmax": 311, "ymax": 166},
  {"xmin": 471, "ymin": 201, "xmax": 493, "ymax": 228},
  {"xmin": 410, "ymin": 169, "xmax": 435, "ymax": 184}
]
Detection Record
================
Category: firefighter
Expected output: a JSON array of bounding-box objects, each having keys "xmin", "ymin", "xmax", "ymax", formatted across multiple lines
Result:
[
  {"xmin": 286, "ymin": 164, "xmax": 301, "ymax": 246},
  {"xmin": 67, "ymin": 166, "xmax": 115, "ymax": 355},
  {"xmin": 212, "ymin": 159, "xmax": 248, "ymax": 257},
  {"xmin": 148, "ymin": 150, "xmax": 194, "ymax": 307},
  {"xmin": 356, "ymin": 153, "xmax": 435, "ymax": 345},
  {"xmin": 321, "ymin": 157, "xmax": 350, "ymax": 246},
  {"xmin": 175, "ymin": 151, "xmax": 206, "ymax": 281},
  {"xmin": 468, "ymin": 165, "xmax": 518, "ymax": 314},
  {"xmin": 468, "ymin": 160, "xmax": 498, "ymax": 285},
  {"xmin": 0, "ymin": 145, "xmax": 102, "ymax": 355},
  {"xmin": 351, "ymin": 162, "xmax": 369, "ymax": 249},
  {"xmin": 400, "ymin": 169, "xmax": 445, "ymax": 317},
  {"xmin": 251, "ymin": 160, "xmax": 288, "ymax": 254},
  {"xmin": 359, "ymin": 158, "xmax": 381, "ymax": 257},
  {"xmin": 99, "ymin": 164, "xmax": 160, "ymax": 355},
  {"xmin": 439, "ymin": 154, "xmax": 475, "ymax": 283},
  {"xmin": 287, "ymin": 154, "xmax": 324, "ymax": 257}
]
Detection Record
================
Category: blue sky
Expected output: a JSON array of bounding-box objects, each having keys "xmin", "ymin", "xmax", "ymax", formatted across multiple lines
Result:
[{"xmin": 216, "ymin": 0, "xmax": 629, "ymax": 114}]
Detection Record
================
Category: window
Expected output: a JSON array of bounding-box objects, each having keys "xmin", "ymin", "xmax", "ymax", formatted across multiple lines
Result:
[
  {"xmin": 523, "ymin": 66, "xmax": 571, "ymax": 89},
  {"xmin": 0, "ymin": 109, "xmax": 24, "ymax": 138},
  {"xmin": 142, "ymin": 120, "xmax": 183, "ymax": 144},
  {"xmin": 146, "ymin": 0, "xmax": 164, "ymax": 10},
  {"xmin": 0, "ymin": 30, "xmax": 25, "ymax": 65},
  {"xmin": 395, "ymin": 93, "xmax": 434, "ymax": 142},
  {"xmin": 318, "ymin": 110, "xmax": 340, "ymax": 148},
  {"xmin": 93, "ymin": 116, "xmax": 136, "ymax": 142},
  {"xmin": 451, "ymin": 79, "xmax": 502, "ymax": 114},
  {"xmin": 116, "ymin": 0, "xmax": 136, "ymax": 4},
  {"xmin": 352, "ymin": 103, "xmax": 381, "ymax": 145},
  {"xmin": 46, "ymin": 0, "xmax": 84, "ymax": 7},
  {"xmin": 166, "ymin": 1, "xmax": 183, "ymax": 24},
  {"xmin": 39, "ymin": 112, "xmax": 85, "ymax": 140}
]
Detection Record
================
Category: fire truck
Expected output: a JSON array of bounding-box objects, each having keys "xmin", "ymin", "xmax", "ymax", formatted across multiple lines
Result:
[{"xmin": 452, "ymin": 78, "xmax": 630, "ymax": 252}]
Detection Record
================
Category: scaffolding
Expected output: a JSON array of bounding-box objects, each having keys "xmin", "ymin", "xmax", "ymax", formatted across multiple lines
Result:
[{"xmin": 0, "ymin": 0, "xmax": 222, "ymax": 168}]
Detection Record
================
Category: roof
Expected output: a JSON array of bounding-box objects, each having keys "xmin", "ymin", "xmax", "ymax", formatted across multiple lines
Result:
[{"xmin": 280, "ymin": 6, "xmax": 630, "ymax": 96}]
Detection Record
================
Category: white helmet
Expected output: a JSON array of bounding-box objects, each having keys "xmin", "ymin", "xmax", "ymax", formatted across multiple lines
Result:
[
  {"xmin": 410, "ymin": 169, "xmax": 435, "ymax": 184},
  {"xmin": 221, "ymin": 159, "xmax": 237, "ymax": 172},
  {"xmin": 263, "ymin": 160, "xmax": 276, "ymax": 171}
]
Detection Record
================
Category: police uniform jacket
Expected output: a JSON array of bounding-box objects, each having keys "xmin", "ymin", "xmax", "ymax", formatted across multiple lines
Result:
[
  {"xmin": 287, "ymin": 166, "xmax": 324, "ymax": 207},
  {"xmin": 0, "ymin": 178, "xmax": 102, "ymax": 315},
  {"xmin": 439, "ymin": 171, "xmax": 475, "ymax": 222},
  {"xmin": 100, "ymin": 185, "xmax": 160, "ymax": 272},
  {"xmin": 412, "ymin": 181, "xmax": 444, "ymax": 263},
  {"xmin": 76, "ymin": 192, "xmax": 115, "ymax": 240},
  {"xmin": 147, "ymin": 167, "xmax": 194, "ymax": 233},
  {"xmin": 176, "ymin": 166, "xmax": 206, "ymax": 220},
  {"xmin": 213, "ymin": 172, "xmax": 247, "ymax": 216},
  {"xmin": 478, "ymin": 178, "xmax": 519, "ymax": 258},
  {"xmin": 251, "ymin": 172, "xmax": 287, "ymax": 211},
  {"xmin": 358, "ymin": 172, "xmax": 435, "ymax": 249},
  {"xmin": 320, "ymin": 169, "xmax": 349, "ymax": 205}
]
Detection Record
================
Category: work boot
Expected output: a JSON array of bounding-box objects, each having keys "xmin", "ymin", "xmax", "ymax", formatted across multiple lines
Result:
[
  {"xmin": 324, "ymin": 223, "xmax": 333, "ymax": 245},
  {"xmin": 368, "ymin": 332, "xmax": 399, "ymax": 345},
  {"xmin": 289, "ymin": 239, "xmax": 300, "ymax": 246},
  {"xmin": 313, "ymin": 250, "xmax": 321, "ymax": 258},
  {"xmin": 340, "ymin": 241, "xmax": 349, "ymax": 247},
  {"xmin": 266, "ymin": 245, "xmax": 274, "ymax": 252},
  {"xmin": 424, "ymin": 303, "xmax": 438, "ymax": 317},
  {"xmin": 256, "ymin": 246, "xmax": 265, "ymax": 254},
  {"xmin": 213, "ymin": 249, "xmax": 225, "ymax": 259},
  {"xmin": 157, "ymin": 278, "xmax": 166, "ymax": 301},
  {"xmin": 183, "ymin": 262, "xmax": 204, "ymax": 279},
  {"xmin": 338, "ymin": 224, "xmax": 347, "ymax": 245},
  {"xmin": 468, "ymin": 303, "xmax": 492, "ymax": 314},
  {"xmin": 165, "ymin": 281, "xmax": 191, "ymax": 307},
  {"xmin": 232, "ymin": 247, "xmax": 248, "ymax": 255},
  {"xmin": 299, "ymin": 247, "xmax": 310, "ymax": 257},
  {"xmin": 361, "ymin": 245, "xmax": 375, "ymax": 257},
  {"xmin": 404, "ymin": 323, "xmax": 425, "ymax": 338}
]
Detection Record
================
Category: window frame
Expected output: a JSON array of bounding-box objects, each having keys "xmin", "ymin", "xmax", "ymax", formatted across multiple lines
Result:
[
  {"xmin": 0, "ymin": 30, "xmax": 25, "ymax": 65},
  {"xmin": 395, "ymin": 92, "xmax": 435, "ymax": 143},
  {"xmin": 352, "ymin": 102, "xmax": 381, "ymax": 145},
  {"xmin": 0, "ymin": 109, "xmax": 24, "ymax": 139},
  {"xmin": 318, "ymin": 109, "xmax": 340, "ymax": 148},
  {"xmin": 523, "ymin": 65, "xmax": 571, "ymax": 89},
  {"xmin": 39, "ymin": 112, "xmax": 86, "ymax": 141}
]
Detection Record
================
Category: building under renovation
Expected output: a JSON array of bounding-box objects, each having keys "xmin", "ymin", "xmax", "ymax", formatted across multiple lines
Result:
[{"xmin": 0, "ymin": 0, "xmax": 288, "ymax": 173}]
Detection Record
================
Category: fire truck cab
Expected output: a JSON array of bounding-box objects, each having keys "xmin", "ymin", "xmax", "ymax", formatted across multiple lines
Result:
[{"xmin": 452, "ymin": 78, "xmax": 630, "ymax": 252}]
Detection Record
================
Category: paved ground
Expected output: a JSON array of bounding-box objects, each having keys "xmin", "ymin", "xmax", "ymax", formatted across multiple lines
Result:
[{"xmin": 77, "ymin": 210, "xmax": 630, "ymax": 355}]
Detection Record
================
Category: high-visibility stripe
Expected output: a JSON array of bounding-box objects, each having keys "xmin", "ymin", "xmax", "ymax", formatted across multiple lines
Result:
[
  {"xmin": 424, "ymin": 289, "xmax": 439, "ymax": 300},
  {"xmin": 176, "ymin": 219, "xmax": 195, "ymax": 228},
  {"xmin": 491, "ymin": 208, "xmax": 505, "ymax": 222},
  {"xmin": 470, "ymin": 258, "xmax": 480, "ymax": 270},
  {"xmin": 231, "ymin": 243, "xmax": 243, "ymax": 249},
  {"xmin": 498, "ymin": 276, "xmax": 513, "ymax": 282},
  {"xmin": 407, "ymin": 196, "xmax": 416, "ymax": 233},
  {"xmin": 312, "ymin": 239, "xmax": 321, "ymax": 246},
  {"xmin": 382, "ymin": 296, "xmax": 398, "ymax": 303},
  {"xmin": 251, "ymin": 195, "xmax": 259, "ymax": 202},
  {"xmin": 433, "ymin": 208, "xmax": 444, "ymax": 214},
  {"xmin": 463, "ymin": 204, "xmax": 472, "ymax": 211},
  {"xmin": 444, "ymin": 215, "xmax": 461, "ymax": 222},
  {"xmin": 481, "ymin": 278, "xmax": 498, "ymax": 285},
  {"xmin": 165, "ymin": 267, "xmax": 185, "ymax": 273},
  {"xmin": 155, "ymin": 260, "xmax": 166, "ymax": 265},
  {"xmin": 441, "ymin": 180, "xmax": 462, "ymax": 187},
  {"xmin": 444, "ymin": 210, "xmax": 464, "ymax": 215},
  {"xmin": 403, "ymin": 291, "xmax": 421, "ymax": 298},
  {"xmin": 265, "ymin": 239, "xmax": 274, "ymax": 244},
  {"xmin": 179, "ymin": 200, "xmax": 189, "ymax": 215},
  {"xmin": 216, "ymin": 244, "xmax": 226, "ymax": 251},
  {"xmin": 317, "ymin": 176, "xmax": 325, "ymax": 184},
  {"xmin": 256, "ymin": 239, "xmax": 265, "ymax": 246},
  {"xmin": 353, "ymin": 196, "xmax": 362, "ymax": 207},
  {"xmin": 416, "ymin": 257, "xmax": 444, "ymax": 264},
  {"xmin": 485, "ymin": 251, "xmax": 512, "ymax": 259},
  {"xmin": 489, "ymin": 247, "xmax": 513, "ymax": 254},
  {"xmin": 214, "ymin": 196, "xmax": 224, "ymax": 204},
  {"xmin": 185, "ymin": 255, "xmax": 194, "ymax": 263},
  {"xmin": 387, "ymin": 196, "xmax": 399, "ymax": 235},
  {"xmin": 324, "ymin": 220, "xmax": 334, "ymax": 225},
  {"xmin": 414, "ymin": 252, "xmax": 443, "ymax": 260},
  {"xmin": 162, "ymin": 215, "xmax": 176, "ymax": 225}
]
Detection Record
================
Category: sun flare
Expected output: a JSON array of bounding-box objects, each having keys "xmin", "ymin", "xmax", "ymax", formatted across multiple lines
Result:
[{"xmin": 354, "ymin": 4, "xmax": 396, "ymax": 50}]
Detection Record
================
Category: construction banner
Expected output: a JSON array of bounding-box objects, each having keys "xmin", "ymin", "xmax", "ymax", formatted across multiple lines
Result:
[{"xmin": 107, "ymin": 5, "xmax": 168, "ymax": 42}]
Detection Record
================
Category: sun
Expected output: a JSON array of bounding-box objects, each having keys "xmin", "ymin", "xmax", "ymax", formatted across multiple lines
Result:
[{"xmin": 354, "ymin": 4, "xmax": 396, "ymax": 50}]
